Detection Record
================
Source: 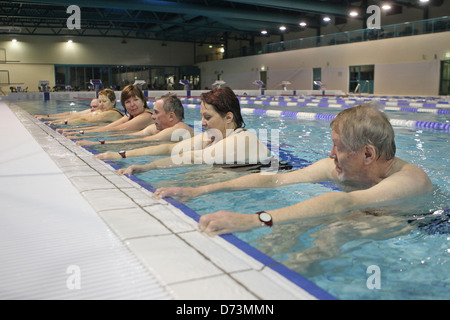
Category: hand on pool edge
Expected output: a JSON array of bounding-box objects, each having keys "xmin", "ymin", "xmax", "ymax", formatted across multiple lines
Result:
[
  {"xmin": 77, "ymin": 140, "xmax": 97, "ymax": 146},
  {"xmin": 116, "ymin": 166, "xmax": 135, "ymax": 176},
  {"xmin": 153, "ymin": 187, "xmax": 199, "ymax": 202},
  {"xmin": 198, "ymin": 210, "xmax": 261, "ymax": 236},
  {"xmin": 95, "ymin": 151, "xmax": 121, "ymax": 160}
]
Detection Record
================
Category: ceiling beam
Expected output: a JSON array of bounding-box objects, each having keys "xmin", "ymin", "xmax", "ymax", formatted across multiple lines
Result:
[
  {"xmin": 221, "ymin": 0, "xmax": 350, "ymax": 16},
  {"xmin": 0, "ymin": 4, "xmax": 245, "ymax": 35},
  {"xmin": 13, "ymin": 0, "xmax": 309, "ymax": 25}
]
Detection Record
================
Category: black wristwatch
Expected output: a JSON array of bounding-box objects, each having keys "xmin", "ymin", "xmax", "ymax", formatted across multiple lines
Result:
[{"xmin": 256, "ymin": 211, "xmax": 273, "ymax": 227}]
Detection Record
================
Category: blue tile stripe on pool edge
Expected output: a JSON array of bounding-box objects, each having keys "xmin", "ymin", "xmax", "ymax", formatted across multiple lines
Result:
[
  {"xmin": 44, "ymin": 110, "xmax": 338, "ymax": 299},
  {"xmin": 127, "ymin": 169, "xmax": 337, "ymax": 300},
  {"xmin": 81, "ymin": 145, "xmax": 337, "ymax": 300}
]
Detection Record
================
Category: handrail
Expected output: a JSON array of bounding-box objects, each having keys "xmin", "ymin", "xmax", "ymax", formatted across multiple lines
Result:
[
  {"xmin": 264, "ymin": 16, "xmax": 449, "ymax": 54},
  {"xmin": 202, "ymin": 16, "xmax": 450, "ymax": 61}
]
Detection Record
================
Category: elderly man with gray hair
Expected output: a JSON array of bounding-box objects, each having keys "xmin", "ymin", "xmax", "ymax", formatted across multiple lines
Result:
[{"xmin": 154, "ymin": 104, "xmax": 433, "ymax": 235}]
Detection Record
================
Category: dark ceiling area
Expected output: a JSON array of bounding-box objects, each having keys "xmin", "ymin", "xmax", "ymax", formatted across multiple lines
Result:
[{"xmin": 0, "ymin": 0, "xmax": 446, "ymax": 44}]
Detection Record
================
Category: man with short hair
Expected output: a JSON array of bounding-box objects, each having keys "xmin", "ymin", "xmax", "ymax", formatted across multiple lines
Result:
[
  {"xmin": 154, "ymin": 104, "xmax": 433, "ymax": 236},
  {"xmin": 138, "ymin": 92, "xmax": 192, "ymax": 141},
  {"xmin": 78, "ymin": 93, "xmax": 193, "ymax": 146},
  {"xmin": 89, "ymin": 98, "xmax": 100, "ymax": 111}
]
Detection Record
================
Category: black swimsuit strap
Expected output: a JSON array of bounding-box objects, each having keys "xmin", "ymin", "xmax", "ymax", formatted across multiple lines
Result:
[
  {"xmin": 127, "ymin": 108, "xmax": 152, "ymax": 120},
  {"xmin": 215, "ymin": 161, "xmax": 293, "ymax": 172},
  {"xmin": 111, "ymin": 108, "xmax": 125, "ymax": 116}
]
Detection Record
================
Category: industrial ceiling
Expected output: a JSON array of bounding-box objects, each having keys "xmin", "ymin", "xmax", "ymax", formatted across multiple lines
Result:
[{"xmin": 0, "ymin": 0, "xmax": 446, "ymax": 44}]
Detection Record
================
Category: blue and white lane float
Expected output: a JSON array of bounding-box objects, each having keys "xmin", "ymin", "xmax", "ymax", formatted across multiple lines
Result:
[
  {"xmin": 178, "ymin": 103, "xmax": 450, "ymax": 132},
  {"xmin": 178, "ymin": 97, "xmax": 450, "ymax": 114},
  {"xmin": 238, "ymin": 96, "xmax": 450, "ymax": 107},
  {"xmin": 236, "ymin": 99, "xmax": 450, "ymax": 113}
]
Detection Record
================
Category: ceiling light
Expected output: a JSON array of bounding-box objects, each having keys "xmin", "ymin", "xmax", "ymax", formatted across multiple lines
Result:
[
  {"xmin": 299, "ymin": 22, "xmax": 307, "ymax": 27},
  {"xmin": 279, "ymin": 26, "xmax": 287, "ymax": 31},
  {"xmin": 67, "ymin": 39, "xmax": 73, "ymax": 43},
  {"xmin": 12, "ymin": 39, "xmax": 17, "ymax": 42},
  {"xmin": 323, "ymin": 16, "xmax": 331, "ymax": 23},
  {"xmin": 349, "ymin": 10, "xmax": 359, "ymax": 17},
  {"xmin": 261, "ymin": 30, "xmax": 268, "ymax": 35},
  {"xmin": 419, "ymin": 0, "xmax": 430, "ymax": 3},
  {"xmin": 382, "ymin": 4, "xmax": 392, "ymax": 10}
]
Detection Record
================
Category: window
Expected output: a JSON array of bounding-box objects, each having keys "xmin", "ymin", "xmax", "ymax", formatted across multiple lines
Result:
[
  {"xmin": 55, "ymin": 65, "xmax": 200, "ymax": 91},
  {"xmin": 439, "ymin": 60, "xmax": 450, "ymax": 96},
  {"xmin": 349, "ymin": 65, "xmax": 374, "ymax": 94},
  {"xmin": 313, "ymin": 68, "xmax": 321, "ymax": 90}
]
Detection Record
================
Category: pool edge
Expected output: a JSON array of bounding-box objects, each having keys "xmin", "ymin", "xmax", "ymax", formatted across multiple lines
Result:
[{"xmin": 6, "ymin": 101, "xmax": 336, "ymax": 300}]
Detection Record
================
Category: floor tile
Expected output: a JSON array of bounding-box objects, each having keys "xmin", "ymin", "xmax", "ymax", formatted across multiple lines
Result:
[
  {"xmin": 99, "ymin": 207, "xmax": 172, "ymax": 240},
  {"xmin": 126, "ymin": 235, "xmax": 223, "ymax": 284}
]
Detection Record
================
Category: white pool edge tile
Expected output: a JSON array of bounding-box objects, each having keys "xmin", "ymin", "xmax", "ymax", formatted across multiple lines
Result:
[{"xmin": 9, "ymin": 103, "xmax": 325, "ymax": 300}]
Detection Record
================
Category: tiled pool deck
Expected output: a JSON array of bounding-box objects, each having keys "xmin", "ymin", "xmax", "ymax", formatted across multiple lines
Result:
[{"xmin": 0, "ymin": 99, "xmax": 334, "ymax": 300}]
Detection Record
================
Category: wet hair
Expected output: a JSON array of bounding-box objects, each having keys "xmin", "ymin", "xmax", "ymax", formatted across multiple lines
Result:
[
  {"xmin": 157, "ymin": 93, "xmax": 184, "ymax": 121},
  {"xmin": 97, "ymin": 89, "xmax": 116, "ymax": 107},
  {"xmin": 330, "ymin": 104, "xmax": 396, "ymax": 160},
  {"xmin": 120, "ymin": 85, "xmax": 149, "ymax": 117},
  {"xmin": 201, "ymin": 87, "xmax": 245, "ymax": 128}
]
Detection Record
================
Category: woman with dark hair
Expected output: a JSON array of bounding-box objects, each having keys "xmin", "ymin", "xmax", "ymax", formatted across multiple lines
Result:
[
  {"xmin": 63, "ymin": 85, "xmax": 154, "ymax": 137},
  {"xmin": 120, "ymin": 84, "xmax": 151, "ymax": 120},
  {"xmin": 96, "ymin": 87, "xmax": 272, "ymax": 176},
  {"xmin": 201, "ymin": 86, "xmax": 245, "ymax": 129}
]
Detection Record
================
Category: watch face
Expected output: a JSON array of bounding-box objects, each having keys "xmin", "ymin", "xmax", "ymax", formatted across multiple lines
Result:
[{"xmin": 259, "ymin": 212, "xmax": 272, "ymax": 223}]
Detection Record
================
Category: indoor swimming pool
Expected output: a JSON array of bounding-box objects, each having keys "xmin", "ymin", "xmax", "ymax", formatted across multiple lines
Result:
[{"xmin": 16, "ymin": 96, "xmax": 450, "ymax": 300}]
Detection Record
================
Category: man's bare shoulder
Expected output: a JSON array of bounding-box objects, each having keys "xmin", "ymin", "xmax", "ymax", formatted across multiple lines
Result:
[
  {"xmin": 385, "ymin": 157, "xmax": 433, "ymax": 192},
  {"xmin": 175, "ymin": 121, "xmax": 193, "ymax": 129},
  {"xmin": 391, "ymin": 157, "xmax": 427, "ymax": 176}
]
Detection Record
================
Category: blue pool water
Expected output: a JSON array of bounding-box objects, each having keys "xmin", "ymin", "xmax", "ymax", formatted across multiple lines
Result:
[{"xmin": 18, "ymin": 98, "xmax": 450, "ymax": 300}]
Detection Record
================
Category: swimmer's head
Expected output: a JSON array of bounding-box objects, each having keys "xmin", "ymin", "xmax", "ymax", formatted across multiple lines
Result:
[
  {"xmin": 97, "ymin": 89, "xmax": 116, "ymax": 108},
  {"xmin": 120, "ymin": 85, "xmax": 149, "ymax": 112},
  {"xmin": 157, "ymin": 93, "xmax": 184, "ymax": 121},
  {"xmin": 330, "ymin": 104, "xmax": 396, "ymax": 161},
  {"xmin": 201, "ymin": 87, "xmax": 245, "ymax": 129},
  {"xmin": 90, "ymin": 99, "xmax": 99, "ymax": 111}
]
